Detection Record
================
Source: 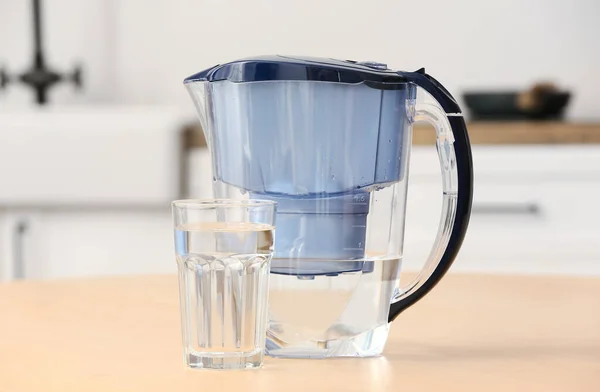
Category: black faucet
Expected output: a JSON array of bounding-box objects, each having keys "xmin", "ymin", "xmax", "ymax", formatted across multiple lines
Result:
[{"xmin": 0, "ymin": 0, "xmax": 83, "ymax": 104}]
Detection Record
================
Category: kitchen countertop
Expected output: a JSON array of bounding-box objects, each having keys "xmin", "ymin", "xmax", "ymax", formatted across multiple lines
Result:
[
  {"xmin": 413, "ymin": 121, "xmax": 600, "ymax": 145},
  {"xmin": 183, "ymin": 122, "xmax": 600, "ymax": 148},
  {"xmin": 0, "ymin": 273, "xmax": 599, "ymax": 391}
]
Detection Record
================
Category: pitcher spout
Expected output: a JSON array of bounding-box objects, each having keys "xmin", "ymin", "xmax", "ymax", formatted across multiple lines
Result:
[{"xmin": 184, "ymin": 80, "xmax": 211, "ymax": 146}]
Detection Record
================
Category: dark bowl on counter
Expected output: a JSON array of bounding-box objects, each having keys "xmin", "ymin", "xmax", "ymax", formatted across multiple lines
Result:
[{"xmin": 463, "ymin": 91, "xmax": 571, "ymax": 121}]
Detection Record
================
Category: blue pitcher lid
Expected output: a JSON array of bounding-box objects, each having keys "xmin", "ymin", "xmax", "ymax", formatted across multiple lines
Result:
[{"xmin": 183, "ymin": 55, "xmax": 408, "ymax": 87}]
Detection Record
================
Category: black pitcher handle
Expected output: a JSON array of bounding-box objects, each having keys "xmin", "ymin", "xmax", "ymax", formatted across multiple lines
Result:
[{"xmin": 388, "ymin": 69, "xmax": 473, "ymax": 321}]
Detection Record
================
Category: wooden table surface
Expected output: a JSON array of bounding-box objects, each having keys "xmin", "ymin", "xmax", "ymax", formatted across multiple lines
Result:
[{"xmin": 1, "ymin": 273, "xmax": 599, "ymax": 391}]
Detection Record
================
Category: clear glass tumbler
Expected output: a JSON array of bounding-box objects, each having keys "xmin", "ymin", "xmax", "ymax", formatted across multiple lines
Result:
[{"xmin": 172, "ymin": 199, "xmax": 276, "ymax": 369}]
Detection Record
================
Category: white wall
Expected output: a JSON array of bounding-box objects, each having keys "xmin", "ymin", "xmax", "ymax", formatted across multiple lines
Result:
[{"xmin": 1, "ymin": 0, "xmax": 599, "ymax": 120}]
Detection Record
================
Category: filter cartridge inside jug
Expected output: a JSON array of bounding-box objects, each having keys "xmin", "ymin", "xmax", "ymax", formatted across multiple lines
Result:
[{"xmin": 251, "ymin": 191, "xmax": 375, "ymax": 276}]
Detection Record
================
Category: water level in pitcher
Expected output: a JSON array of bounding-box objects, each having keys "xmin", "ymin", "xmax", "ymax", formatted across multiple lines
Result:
[
  {"xmin": 266, "ymin": 257, "xmax": 402, "ymax": 358},
  {"xmin": 175, "ymin": 222, "xmax": 274, "ymax": 369}
]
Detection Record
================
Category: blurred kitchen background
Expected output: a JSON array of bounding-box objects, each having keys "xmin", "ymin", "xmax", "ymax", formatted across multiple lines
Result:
[{"xmin": 0, "ymin": 0, "xmax": 599, "ymax": 281}]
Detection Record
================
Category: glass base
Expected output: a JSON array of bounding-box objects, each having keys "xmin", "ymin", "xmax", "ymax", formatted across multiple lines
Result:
[
  {"xmin": 185, "ymin": 349, "xmax": 264, "ymax": 370},
  {"xmin": 266, "ymin": 323, "xmax": 390, "ymax": 358}
]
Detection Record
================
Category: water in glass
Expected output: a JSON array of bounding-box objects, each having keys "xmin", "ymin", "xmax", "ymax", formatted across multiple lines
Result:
[{"xmin": 175, "ymin": 221, "xmax": 273, "ymax": 369}]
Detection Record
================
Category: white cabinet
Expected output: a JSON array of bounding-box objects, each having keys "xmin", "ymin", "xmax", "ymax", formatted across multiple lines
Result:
[
  {"xmin": 1, "ymin": 211, "xmax": 38, "ymax": 281},
  {"xmin": 403, "ymin": 145, "xmax": 600, "ymax": 276},
  {"xmin": 0, "ymin": 106, "xmax": 186, "ymax": 281},
  {"xmin": 0, "ymin": 213, "xmax": 21, "ymax": 281},
  {"xmin": 0, "ymin": 209, "xmax": 176, "ymax": 282},
  {"xmin": 10, "ymin": 142, "xmax": 591, "ymax": 282}
]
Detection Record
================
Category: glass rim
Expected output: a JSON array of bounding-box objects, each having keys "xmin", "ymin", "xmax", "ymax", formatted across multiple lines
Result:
[{"xmin": 171, "ymin": 198, "xmax": 276, "ymax": 209}]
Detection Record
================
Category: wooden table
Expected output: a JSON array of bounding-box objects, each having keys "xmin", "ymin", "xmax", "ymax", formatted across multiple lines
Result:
[{"xmin": 1, "ymin": 274, "xmax": 599, "ymax": 391}]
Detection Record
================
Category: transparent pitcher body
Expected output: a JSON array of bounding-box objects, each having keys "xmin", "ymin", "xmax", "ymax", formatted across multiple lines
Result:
[
  {"xmin": 189, "ymin": 79, "xmax": 416, "ymax": 356},
  {"xmin": 185, "ymin": 57, "xmax": 472, "ymax": 358}
]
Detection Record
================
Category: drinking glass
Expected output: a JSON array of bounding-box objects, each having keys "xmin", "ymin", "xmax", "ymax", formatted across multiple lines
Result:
[{"xmin": 172, "ymin": 199, "xmax": 276, "ymax": 369}]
